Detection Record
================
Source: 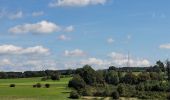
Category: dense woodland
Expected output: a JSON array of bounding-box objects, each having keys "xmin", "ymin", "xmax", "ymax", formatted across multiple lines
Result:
[{"xmin": 68, "ymin": 60, "xmax": 170, "ymax": 99}]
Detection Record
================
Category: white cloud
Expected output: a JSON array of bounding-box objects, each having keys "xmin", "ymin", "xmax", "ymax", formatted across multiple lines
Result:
[
  {"xmin": 32, "ymin": 11, "xmax": 44, "ymax": 17},
  {"xmin": 9, "ymin": 11, "xmax": 23, "ymax": 19},
  {"xmin": 108, "ymin": 52, "xmax": 150, "ymax": 67},
  {"xmin": 159, "ymin": 43, "xmax": 170, "ymax": 49},
  {"xmin": 49, "ymin": 0, "xmax": 107, "ymax": 7},
  {"xmin": 0, "ymin": 45, "xmax": 50, "ymax": 55},
  {"xmin": 57, "ymin": 34, "xmax": 71, "ymax": 41},
  {"xmin": 64, "ymin": 49, "xmax": 86, "ymax": 57},
  {"xmin": 107, "ymin": 38, "xmax": 114, "ymax": 44},
  {"xmin": 9, "ymin": 20, "xmax": 61, "ymax": 34},
  {"xmin": 81, "ymin": 57, "xmax": 110, "ymax": 66},
  {"xmin": 64, "ymin": 25, "xmax": 74, "ymax": 32}
]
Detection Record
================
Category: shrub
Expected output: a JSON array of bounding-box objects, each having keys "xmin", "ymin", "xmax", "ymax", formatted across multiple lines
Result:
[
  {"xmin": 70, "ymin": 90, "xmax": 80, "ymax": 99},
  {"xmin": 33, "ymin": 84, "xmax": 36, "ymax": 88},
  {"xmin": 10, "ymin": 84, "xmax": 15, "ymax": 87},
  {"xmin": 36, "ymin": 83, "xmax": 41, "ymax": 88},
  {"xmin": 45, "ymin": 83, "xmax": 50, "ymax": 88},
  {"xmin": 112, "ymin": 91, "xmax": 119, "ymax": 99}
]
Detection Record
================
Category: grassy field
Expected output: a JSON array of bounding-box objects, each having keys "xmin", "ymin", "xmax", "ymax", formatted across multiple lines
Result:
[{"xmin": 0, "ymin": 77, "xmax": 72, "ymax": 100}]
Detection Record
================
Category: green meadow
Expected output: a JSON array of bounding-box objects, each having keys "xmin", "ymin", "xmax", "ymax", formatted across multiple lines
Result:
[{"xmin": 0, "ymin": 77, "xmax": 72, "ymax": 100}]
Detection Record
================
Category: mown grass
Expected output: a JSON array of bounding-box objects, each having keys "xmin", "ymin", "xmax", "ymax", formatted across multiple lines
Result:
[{"xmin": 0, "ymin": 77, "xmax": 72, "ymax": 100}]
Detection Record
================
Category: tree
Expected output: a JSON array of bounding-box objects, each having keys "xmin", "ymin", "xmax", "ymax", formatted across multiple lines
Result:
[
  {"xmin": 117, "ymin": 84, "xmax": 125, "ymax": 96},
  {"xmin": 149, "ymin": 72, "xmax": 163, "ymax": 81},
  {"xmin": 156, "ymin": 60, "xmax": 165, "ymax": 72},
  {"xmin": 75, "ymin": 65, "xmax": 97, "ymax": 85},
  {"xmin": 138, "ymin": 72, "xmax": 150, "ymax": 83},
  {"xmin": 68, "ymin": 74, "xmax": 86, "ymax": 90},
  {"xmin": 122, "ymin": 72, "xmax": 138, "ymax": 84},
  {"xmin": 105, "ymin": 70, "xmax": 119, "ymax": 85},
  {"xmin": 108, "ymin": 66, "xmax": 117, "ymax": 71},
  {"xmin": 166, "ymin": 60, "xmax": 170, "ymax": 81},
  {"xmin": 112, "ymin": 91, "xmax": 119, "ymax": 99},
  {"xmin": 70, "ymin": 90, "xmax": 80, "ymax": 99},
  {"xmin": 51, "ymin": 73, "xmax": 60, "ymax": 80}
]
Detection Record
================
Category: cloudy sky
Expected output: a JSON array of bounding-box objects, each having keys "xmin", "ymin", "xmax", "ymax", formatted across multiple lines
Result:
[{"xmin": 0, "ymin": 0, "xmax": 170, "ymax": 71}]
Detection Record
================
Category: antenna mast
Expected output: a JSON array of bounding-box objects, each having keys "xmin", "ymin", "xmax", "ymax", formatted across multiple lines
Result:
[{"xmin": 127, "ymin": 51, "xmax": 130, "ymax": 67}]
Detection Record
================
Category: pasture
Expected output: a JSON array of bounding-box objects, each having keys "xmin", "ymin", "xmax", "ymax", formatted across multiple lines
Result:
[{"xmin": 0, "ymin": 77, "xmax": 72, "ymax": 100}]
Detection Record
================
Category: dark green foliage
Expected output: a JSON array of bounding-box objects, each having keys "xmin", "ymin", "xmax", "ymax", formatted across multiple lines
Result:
[
  {"xmin": 36, "ymin": 83, "xmax": 41, "ymax": 88},
  {"xmin": 10, "ymin": 84, "xmax": 15, "ymax": 87},
  {"xmin": 167, "ymin": 93, "xmax": 170, "ymax": 99},
  {"xmin": 45, "ymin": 83, "xmax": 50, "ymax": 88},
  {"xmin": 51, "ymin": 73, "xmax": 60, "ymax": 81},
  {"xmin": 156, "ymin": 60, "xmax": 165, "ymax": 72},
  {"xmin": 122, "ymin": 72, "xmax": 138, "ymax": 84},
  {"xmin": 68, "ymin": 63, "xmax": 168, "ymax": 99},
  {"xmin": 68, "ymin": 74, "xmax": 86, "ymax": 90},
  {"xmin": 75, "ymin": 65, "xmax": 97, "ymax": 85},
  {"xmin": 138, "ymin": 72, "xmax": 150, "ymax": 82},
  {"xmin": 80, "ymin": 87, "xmax": 93, "ymax": 96},
  {"xmin": 33, "ymin": 84, "xmax": 36, "ymax": 88},
  {"xmin": 70, "ymin": 90, "xmax": 80, "ymax": 99},
  {"xmin": 117, "ymin": 84, "xmax": 125, "ymax": 96},
  {"xmin": 167, "ymin": 60, "xmax": 170, "ymax": 81},
  {"xmin": 105, "ymin": 71, "xmax": 119, "ymax": 85},
  {"xmin": 108, "ymin": 66, "xmax": 117, "ymax": 71},
  {"xmin": 112, "ymin": 91, "xmax": 119, "ymax": 99},
  {"xmin": 136, "ymin": 83, "xmax": 145, "ymax": 91},
  {"xmin": 149, "ymin": 72, "xmax": 163, "ymax": 81}
]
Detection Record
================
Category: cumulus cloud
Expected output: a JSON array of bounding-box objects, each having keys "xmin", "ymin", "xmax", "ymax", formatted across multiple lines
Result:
[
  {"xmin": 49, "ymin": 0, "xmax": 107, "ymax": 7},
  {"xmin": 107, "ymin": 38, "xmax": 114, "ymax": 44},
  {"xmin": 57, "ymin": 34, "xmax": 71, "ymax": 41},
  {"xmin": 64, "ymin": 49, "xmax": 86, "ymax": 57},
  {"xmin": 108, "ymin": 52, "xmax": 150, "ymax": 67},
  {"xmin": 81, "ymin": 57, "xmax": 110, "ymax": 66},
  {"xmin": 0, "ymin": 45, "xmax": 50, "ymax": 55},
  {"xmin": 8, "ymin": 20, "xmax": 61, "ymax": 34},
  {"xmin": 32, "ymin": 11, "xmax": 44, "ymax": 17},
  {"xmin": 159, "ymin": 43, "xmax": 170, "ymax": 49},
  {"xmin": 64, "ymin": 25, "xmax": 74, "ymax": 32}
]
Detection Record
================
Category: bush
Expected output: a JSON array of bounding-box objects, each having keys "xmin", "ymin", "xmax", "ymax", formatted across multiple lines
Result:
[
  {"xmin": 70, "ymin": 90, "xmax": 80, "ymax": 99},
  {"xmin": 36, "ymin": 83, "xmax": 41, "ymax": 88},
  {"xmin": 33, "ymin": 84, "xmax": 36, "ymax": 88},
  {"xmin": 112, "ymin": 91, "xmax": 119, "ymax": 99},
  {"xmin": 45, "ymin": 83, "xmax": 50, "ymax": 88},
  {"xmin": 10, "ymin": 84, "xmax": 15, "ymax": 87}
]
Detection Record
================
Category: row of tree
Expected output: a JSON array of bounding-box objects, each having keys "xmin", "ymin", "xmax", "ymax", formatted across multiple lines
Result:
[
  {"xmin": 68, "ymin": 60, "xmax": 170, "ymax": 99},
  {"xmin": 0, "ymin": 69, "xmax": 73, "ymax": 79}
]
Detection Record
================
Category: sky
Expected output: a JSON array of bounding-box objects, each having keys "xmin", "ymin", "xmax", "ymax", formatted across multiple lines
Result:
[{"xmin": 0, "ymin": 0, "xmax": 170, "ymax": 71}]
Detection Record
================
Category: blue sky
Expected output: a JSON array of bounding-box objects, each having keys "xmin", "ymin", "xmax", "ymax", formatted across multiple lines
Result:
[{"xmin": 0, "ymin": 0, "xmax": 170, "ymax": 71}]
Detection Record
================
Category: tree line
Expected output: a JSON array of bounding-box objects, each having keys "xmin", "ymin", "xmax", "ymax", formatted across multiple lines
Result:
[{"xmin": 68, "ymin": 60, "xmax": 170, "ymax": 99}]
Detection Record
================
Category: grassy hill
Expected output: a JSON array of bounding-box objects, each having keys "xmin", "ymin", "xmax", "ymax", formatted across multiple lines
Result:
[{"xmin": 0, "ymin": 77, "xmax": 72, "ymax": 100}]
